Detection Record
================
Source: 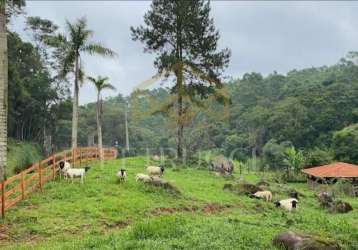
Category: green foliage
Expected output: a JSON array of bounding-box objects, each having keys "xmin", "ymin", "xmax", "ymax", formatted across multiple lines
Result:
[
  {"xmin": 262, "ymin": 139, "xmax": 291, "ymax": 169},
  {"xmin": 332, "ymin": 124, "xmax": 358, "ymax": 164},
  {"xmin": 7, "ymin": 139, "xmax": 42, "ymax": 176},
  {"xmin": 8, "ymin": 32, "xmax": 59, "ymax": 142},
  {"xmin": 305, "ymin": 147, "xmax": 334, "ymax": 167},
  {"xmin": 284, "ymin": 146, "xmax": 305, "ymax": 175}
]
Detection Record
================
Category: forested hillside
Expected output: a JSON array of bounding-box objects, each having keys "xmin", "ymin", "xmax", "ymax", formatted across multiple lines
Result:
[
  {"xmin": 7, "ymin": 17, "xmax": 358, "ymax": 169},
  {"xmin": 70, "ymin": 59, "xmax": 358, "ymax": 167}
]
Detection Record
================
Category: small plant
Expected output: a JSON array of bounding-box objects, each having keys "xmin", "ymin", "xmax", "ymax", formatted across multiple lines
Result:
[{"xmin": 283, "ymin": 146, "xmax": 305, "ymax": 181}]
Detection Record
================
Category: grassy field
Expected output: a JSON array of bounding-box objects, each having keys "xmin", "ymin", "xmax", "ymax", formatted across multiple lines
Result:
[{"xmin": 1, "ymin": 157, "xmax": 357, "ymax": 249}]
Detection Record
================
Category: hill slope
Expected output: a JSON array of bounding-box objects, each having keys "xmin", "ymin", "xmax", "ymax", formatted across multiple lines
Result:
[{"xmin": 1, "ymin": 157, "xmax": 357, "ymax": 249}]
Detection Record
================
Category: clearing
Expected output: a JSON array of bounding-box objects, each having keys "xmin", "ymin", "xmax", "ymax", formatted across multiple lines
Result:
[{"xmin": 1, "ymin": 157, "xmax": 357, "ymax": 249}]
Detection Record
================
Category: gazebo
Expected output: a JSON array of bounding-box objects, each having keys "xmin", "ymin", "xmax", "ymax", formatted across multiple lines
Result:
[{"xmin": 302, "ymin": 162, "xmax": 358, "ymax": 184}]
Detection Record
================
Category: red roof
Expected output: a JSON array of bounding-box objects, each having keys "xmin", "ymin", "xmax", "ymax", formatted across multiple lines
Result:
[{"xmin": 302, "ymin": 162, "xmax": 358, "ymax": 178}]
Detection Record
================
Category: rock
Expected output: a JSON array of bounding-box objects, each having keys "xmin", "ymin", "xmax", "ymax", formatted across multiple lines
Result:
[
  {"xmin": 210, "ymin": 155, "xmax": 234, "ymax": 175},
  {"xmin": 146, "ymin": 176, "xmax": 181, "ymax": 195},
  {"xmin": 316, "ymin": 192, "xmax": 353, "ymax": 214},
  {"xmin": 329, "ymin": 200, "xmax": 353, "ymax": 214},
  {"xmin": 273, "ymin": 231, "xmax": 341, "ymax": 250},
  {"xmin": 317, "ymin": 192, "xmax": 334, "ymax": 208}
]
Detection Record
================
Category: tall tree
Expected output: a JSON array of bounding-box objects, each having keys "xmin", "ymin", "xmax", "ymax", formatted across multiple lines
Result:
[
  {"xmin": 49, "ymin": 17, "xmax": 116, "ymax": 149},
  {"xmin": 87, "ymin": 76, "xmax": 116, "ymax": 167},
  {"xmin": 0, "ymin": 0, "xmax": 25, "ymax": 181},
  {"xmin": 131, "ymin": 0, "xmax": 230, "ymax": 159}
]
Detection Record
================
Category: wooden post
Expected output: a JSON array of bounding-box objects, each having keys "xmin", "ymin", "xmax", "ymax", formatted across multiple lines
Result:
[
  {"xmin": 38, "ymin": 161, "xmax": 42, "ymax": 191},
  {"xmin": 21, "ymin": 172, "xmax": 25, "ymax": 200},
  {"xmin": 1, "ymin": 181, "xmax": 5, "ymax": 219},
  {"xmin": 79, "ymin": 149, "xmax": 82, "ymax": 167},
  {"xmin": 52, "ymin": 155, "xmax": 56, "ymax": 180},
  {"xmin": 72, "ymin": 148, "xmax": 75, "ymax": 167}
]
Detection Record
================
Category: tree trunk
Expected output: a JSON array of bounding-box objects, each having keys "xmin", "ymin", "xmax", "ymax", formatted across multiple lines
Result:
[
  {"xmin": 177, "ymin": 62, "xmax": 184, "ymax": 160},
  {"xmin": 96, "ymin": 91, "xmax": 103, "ymax": 168},
  {"xmin": 71, "ymin": 53, "xmax": 79, "ymax": 149},
  {"xmin": 0, "ymin": 7, "xmax": 7, "ymax": 182},
  {"xmin": 124, "ymin": 102, "xmax": 129, "ymax": 154}
]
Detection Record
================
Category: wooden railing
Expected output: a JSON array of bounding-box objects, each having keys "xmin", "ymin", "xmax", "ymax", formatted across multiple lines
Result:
[{"xmin": 0, "ymin": 147, "xmax": 117, "ymax": 218}]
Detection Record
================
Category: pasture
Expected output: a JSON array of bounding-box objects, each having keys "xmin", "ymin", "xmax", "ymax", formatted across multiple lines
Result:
[{"xmin": 1, "ymin": 157, "xmax": 357, "ymax": 250}]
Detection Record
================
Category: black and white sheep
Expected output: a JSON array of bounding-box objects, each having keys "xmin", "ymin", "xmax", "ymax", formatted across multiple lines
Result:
[
  {"xmin": 146, "ymin": 165, "xmax": 164, "ymax": 177},
  {"xmin": 59, "ymin": 161, "xmax": 71, "ymax": 179},
  {"xmin": 63, "ymin": 165, "xmax": 90, "ymax": 184},
  {"xmin": 117, "ymin": 169, "xmax": 127, "ymax": 182},
  {"xmin": 274, "ymin": 198, "xmax": 298, "ymax": 212}
]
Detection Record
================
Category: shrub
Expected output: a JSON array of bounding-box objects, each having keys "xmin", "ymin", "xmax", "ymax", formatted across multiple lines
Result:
[
  {"xmin": 305, "ymin": 147, "xmax": 334, "ymax": 167},
  {"xmin": 332, "ymin": 124, "xmax": 358, "ymax": 164},
  {"xmin": 7, "ymin": 139, "xmax": 42, "ymax": 176},
  {"xmin": 262, "ymin": 139, "xmax": 291, "ymax": 170}
]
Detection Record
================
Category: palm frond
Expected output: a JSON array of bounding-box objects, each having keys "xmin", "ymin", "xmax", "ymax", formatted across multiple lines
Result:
[{"xmin": 84, "ymin": 43, "xmax": 117, "ymax": 57}]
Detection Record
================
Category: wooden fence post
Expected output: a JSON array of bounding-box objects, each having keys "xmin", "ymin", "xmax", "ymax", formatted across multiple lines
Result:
[
  {"xmin": 21, "ymin": 172, "xmax": 25, "ymax": 200},
  {"xmin": 79, "ymin": 149, "xmax": 82, "ymax": 167},
  {"xmin": 72, "ymin": 148, "xmax": 75, "ymax": 167},
  {"xmin": 52, "ymin": 155, "xmax": 56, "ymax": 180},
  {"xmin": 1, "ymin": 181, "xmax": 5, "ymax": 219},
  {"xmin": 38, "ymin": 161, "xmax": 43, "ymax": 191}
]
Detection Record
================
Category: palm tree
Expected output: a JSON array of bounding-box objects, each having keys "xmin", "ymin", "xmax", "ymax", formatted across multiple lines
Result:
[
  {"xmin": 87, "ymin": 76, "xmax": 116, "ymax": 168},
  {"xmin": 53, "ymin": 17, "xmax": 116, "ymax": 150},
  {"xmin": 0, "ymin": 1, "xmax": 25, "ymax": 182}
]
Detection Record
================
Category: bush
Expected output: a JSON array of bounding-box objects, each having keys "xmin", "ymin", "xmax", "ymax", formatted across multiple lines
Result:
[
  {"xmin": 305, "ymin": 147, "xmax": 334, "ymax": 167},
  {"xmin": 262, "ymin": 139, "xmax": 291, "ymax": 169},
  {"xmin": 7, "ymin": 139, "xmax": 42, "ymax": 176},
  {"xmin": 332, "ymin": 124, "xmax": 358, "ymax": 164}
]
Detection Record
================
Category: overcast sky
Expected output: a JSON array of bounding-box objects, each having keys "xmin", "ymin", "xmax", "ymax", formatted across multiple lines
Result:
[{"xmin": 11, "ymin": 1, "xmax": 358, "ymax": 104}]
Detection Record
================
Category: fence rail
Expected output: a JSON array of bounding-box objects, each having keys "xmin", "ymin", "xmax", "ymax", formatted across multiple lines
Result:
[{"xmin": 0, "ymin": 147, "xmax": 117, "ymax": 218}]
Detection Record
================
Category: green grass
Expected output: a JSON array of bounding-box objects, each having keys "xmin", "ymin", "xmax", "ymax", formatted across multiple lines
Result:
[
  {"xmin": 1, "ymin": 157, "xmax": 357, "ymax": 249},
  {"xmin": 7, "ymin": 139, "xmax": 42, "ymax": 176}
]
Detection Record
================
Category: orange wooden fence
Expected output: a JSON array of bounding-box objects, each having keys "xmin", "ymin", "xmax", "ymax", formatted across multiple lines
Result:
[{"xmin": 0, "ymin": 147, "xmax": 117, "ymax": 218}]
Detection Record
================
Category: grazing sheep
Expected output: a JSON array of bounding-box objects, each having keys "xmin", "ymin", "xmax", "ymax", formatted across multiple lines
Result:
[
  {"xmin": 117, "ymin": 169, "xmax": 127, "ymax": 182},
  {"xmin": 253, "ymin": 191, "xmax": 273, "ymax": 202},
  {"xmin": 64, "ymin": 166, "xmax": 91, "ymax": 184},
  {"xmin": 274, "ymin": 198, "xmax": 298, "ymax": 212},
  {"xmin": 146, "ymin": 165, "xmax": 164, "ymax": 177},
  {"xmin": 136, "ymin": 173, "xmax": 152, "ymax": 183},
  {"xmin": 59, "ymin": 161, "xmax": 71, "ymax": 179}
]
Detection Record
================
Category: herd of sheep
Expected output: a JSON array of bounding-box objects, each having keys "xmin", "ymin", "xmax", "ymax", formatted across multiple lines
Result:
[
  {"xmin": 250, "ymin": 190, "xmax": 299, "ymax": 212},
  {"xmin": 58, "ymin": 159, "xmax": 165, "ymax": 185},
  {"xmin": 58, "ymin": 157, "xmax": 300, "ymax": 212}
]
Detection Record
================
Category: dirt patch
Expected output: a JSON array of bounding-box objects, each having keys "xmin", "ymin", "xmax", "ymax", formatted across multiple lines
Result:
[
  {"xmin": 26, "ymin": 204, "xmax": 38, "ymax": 210},
  {"xmin": 102, "ymin": 220, "xmax": 132, "ymax": 230},
  {"xmin": 0, "ymin": 225, "xmax": 10, "ymax": 241},
  {"xmin": 202, "ymin": 203, "xmax": 232, "ymax": 214},
  {"xmin": 148, "ymin": 203, "xmax": 234, "ymax": 216}
]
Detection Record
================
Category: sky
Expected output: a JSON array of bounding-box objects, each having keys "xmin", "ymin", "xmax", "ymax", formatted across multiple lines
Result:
[{"xmin": 11, "ymin": 1, "xmax": 358, "ymax": 104}]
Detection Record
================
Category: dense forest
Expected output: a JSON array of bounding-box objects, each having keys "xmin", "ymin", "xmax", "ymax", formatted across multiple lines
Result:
[{"xmin": 7, "ymin": 15, "xmax": 358, "ymax": 172}]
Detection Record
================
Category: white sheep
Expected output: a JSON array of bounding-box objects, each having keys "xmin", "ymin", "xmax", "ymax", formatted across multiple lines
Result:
[
  {"xmin": 117, "ymin": 169, "xmax": 127, "ymax": 182},
  {"xmin": 135, "ymin": 173, "xmax": 152, "ymax": 183},
  {"xmin": 64, "ymin": 166, "xmax": 91, "ymax": 184},
  {"xmin": 146, "ymin": 165, "xmax": 164, "ymax": 177},
  {"xmin": 253, "ymin": 191, "xmax": 273, "ymax": 202},
  {"xmin": 274, "ymin": 198, "xmax": 298, "ymax": 212},
  {"xmin": 59, "ymin": 161, "xmax": 71, "ymax": 179}
]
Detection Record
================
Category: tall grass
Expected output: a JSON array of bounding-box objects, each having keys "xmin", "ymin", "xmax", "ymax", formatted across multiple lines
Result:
[{"xmin": 7, "ymin": 139, "xmax": 42, "ymax": 176}]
